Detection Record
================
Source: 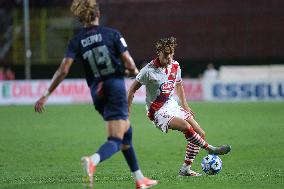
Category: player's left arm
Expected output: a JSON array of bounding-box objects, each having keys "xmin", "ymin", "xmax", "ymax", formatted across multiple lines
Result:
[
  {"xmin": 34, "ymin": 58, "xmax": 73, "ymax": 113},
  {"xmin": 175, "ymin": 81, "xmax": 195, "ymax": 118}
]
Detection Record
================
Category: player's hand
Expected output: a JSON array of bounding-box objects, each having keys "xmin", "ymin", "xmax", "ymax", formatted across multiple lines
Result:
[{"xmin": 34, "ymin": 96, "xmax": 48, "ymax": 113}]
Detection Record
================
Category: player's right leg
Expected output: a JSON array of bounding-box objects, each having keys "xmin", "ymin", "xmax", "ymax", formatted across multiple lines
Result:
[
  {"xmin": 168, "ymin": 117, "xmax": 231, "ymax": 155},
  {"xmin": 179, "ymin": 141, "xmax": 202, "ymax": 177},
  {"xmin": 179, "ymin": 118, "xmax": 205, "ymax": 176}
]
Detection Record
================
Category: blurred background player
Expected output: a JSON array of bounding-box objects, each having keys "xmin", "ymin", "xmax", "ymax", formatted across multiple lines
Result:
[
  {"xmin": 34, "ymin": 0, "xmax": 157, "ymax": 188},
  {"xmin": 128, "ymin": 37, "xmax": 231, "ymax": 176},
  {"xmin": 0, "ymin": 67, "xmax": 15, "ymax": 80},
  {"xmin": 4, "ymin": 68, "xmax": 15, "ymax": 80},
  {"xmin": 203, "ymin": 63, "xmax": 218, "ymax": 80}
]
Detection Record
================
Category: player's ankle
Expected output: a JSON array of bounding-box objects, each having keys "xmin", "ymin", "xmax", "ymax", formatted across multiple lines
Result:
[
  {"xmin": 181, "ymin": 162, "xmax": 191, "ymax": 170},
  {"xmin": 206, "ymin": 145, "xmax": 216, "ymax": 152}
]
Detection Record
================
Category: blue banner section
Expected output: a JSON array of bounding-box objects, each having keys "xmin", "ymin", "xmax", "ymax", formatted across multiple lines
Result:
[{"xmin": 211, "ymin": 81, "xmax": 284, "ymax": 100}]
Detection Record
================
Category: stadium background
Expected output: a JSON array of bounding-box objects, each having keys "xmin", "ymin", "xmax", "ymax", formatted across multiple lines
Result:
[
  {"xmin": 1, "ymin": 0, "xmax": 284, "ymax": 79},
  {"xmin": 0, "ymin": 1, "xmax": 284, "ymax": 189}
]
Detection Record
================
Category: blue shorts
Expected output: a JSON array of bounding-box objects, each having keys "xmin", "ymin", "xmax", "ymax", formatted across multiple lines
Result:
[{"xmin": 90, "ymin": 77, "xmax": 128, "ymax": 121}]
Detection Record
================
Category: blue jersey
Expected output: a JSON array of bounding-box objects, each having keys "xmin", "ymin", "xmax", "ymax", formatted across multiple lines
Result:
[
  {"xmin": 65, "ymin": 25, "xmax": 129, "ymax": 121},
  {"xmin": 65, "ymin": 25, "xmax": 128, "ymax": 86}
]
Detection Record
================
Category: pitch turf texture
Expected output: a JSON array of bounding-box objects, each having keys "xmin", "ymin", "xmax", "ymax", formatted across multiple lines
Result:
[{"xmin": 0, "ymin": 102, "xmax": 283, "ymax": 189}]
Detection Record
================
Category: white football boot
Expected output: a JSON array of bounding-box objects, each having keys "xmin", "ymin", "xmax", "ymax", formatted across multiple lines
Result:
[
  {"xmin": 81, "ymin": 156, "xmax": 96, "ymax": 189},
  {"xmin": 179, "ymin": 169, "xmax": 202, "ymax": 177}
]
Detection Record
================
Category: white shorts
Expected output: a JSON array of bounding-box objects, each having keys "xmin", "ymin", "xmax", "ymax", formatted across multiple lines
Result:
[{"xmin": 151, "ymin": 99, "xmax": 193, "ymax": 133}]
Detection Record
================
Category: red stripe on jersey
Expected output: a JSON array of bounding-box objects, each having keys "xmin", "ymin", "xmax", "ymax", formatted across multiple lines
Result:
[
  {"xmin": 168, "ymin": 63, "xmax": 179, "ymax": 80},
  {"xmin": 147, "ymin": 60, "xmax": 179, "ymax": 120},
  {"xmin": 153, "ymin": 57, "xmax": 162, "ymax": 68}
]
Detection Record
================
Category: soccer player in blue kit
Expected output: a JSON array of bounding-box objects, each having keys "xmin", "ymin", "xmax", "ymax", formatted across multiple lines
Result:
[{"xmin": 34, "ymin": 0, "xmax": 157, "ymax": 188}]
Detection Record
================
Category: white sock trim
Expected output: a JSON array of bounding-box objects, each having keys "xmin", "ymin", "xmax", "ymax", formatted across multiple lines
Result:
[
  {"xmin": 131, "ymin": 170, "xmax": 144, "ymax": 181},
  {"xmin": 90, "ymin": 153, "xmax": 100, "ymax": 166}
]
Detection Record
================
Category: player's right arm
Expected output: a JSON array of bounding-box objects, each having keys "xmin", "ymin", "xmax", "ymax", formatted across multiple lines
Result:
[
  {"xmin": 34, "ymin": 58, "xmax": 73, "ymax": 113},
  {"xmin": 113, "ymin": 30, "xmax": 138, "ymax": 77},
  {"xmin": 127, "ymin": 65, "xmax": 148, "ymax": 114},
  {"xmin": 127, "ymin": 80, "xmax": 142, "ymax": 115},
  {"xmin": 121, "ymin": 51, "xmax": 139, "ymax": 77}
]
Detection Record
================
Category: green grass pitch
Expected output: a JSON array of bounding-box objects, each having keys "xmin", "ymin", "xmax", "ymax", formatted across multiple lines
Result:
[{"xmin": 0, "ymin": 102, "xmax": 284, "ymax": 189}]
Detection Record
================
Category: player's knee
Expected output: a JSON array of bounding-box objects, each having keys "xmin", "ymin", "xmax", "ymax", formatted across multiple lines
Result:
[
  {"xmin": 185, "ymin": 124, "xmax": 205, "ymax": 135},
  {"xmin": 185, "ymin": 123, "xmax": 194, "ymax": 132},
  {"xmin": 174, "ymin": 120, "xmax": 190, "ymax": 132},
  {"xmin": 107, "ymin": 136, "xmax": 123, "ymax": 151},
  {"xmin": 193, "ymin": 128, "xmax": 205, "ymax": 139}
]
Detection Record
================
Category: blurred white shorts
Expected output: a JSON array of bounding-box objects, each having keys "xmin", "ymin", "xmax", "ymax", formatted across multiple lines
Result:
[{"xmin": 151, "ymin": 99, "xmax": 193, "ymax": 133}]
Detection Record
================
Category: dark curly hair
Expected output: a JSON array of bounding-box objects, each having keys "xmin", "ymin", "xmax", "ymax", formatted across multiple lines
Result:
[{"xmin": 155, "ymin": 36, "xmax": 177, "ymax": 54}]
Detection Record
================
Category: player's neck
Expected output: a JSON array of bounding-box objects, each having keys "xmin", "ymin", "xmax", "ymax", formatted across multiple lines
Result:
[
  {"xmin": 154, "ymin": 58, "xmax": 167, "ymax": 68},
  {"xmin": 160, "ymin": 62, "xmax": 168, "ymax": 68},
  {"xmin": 85, "ymin": 20, "xmax": 99, "ymax": 27}
]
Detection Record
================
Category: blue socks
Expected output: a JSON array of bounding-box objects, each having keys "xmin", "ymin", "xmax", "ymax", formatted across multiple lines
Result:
[
  {"xmin": 96, "ymin": 136, "xmax": 122, "ymax": 162},
  {"xmin": 122, "ymin": 145, "xmax": 139, "ymax": 172},
  {"xmin": 122, "ymin": 126, "xmax": 139, "ymax": 172},
  {"xmin": 95, "ymin": 126, "xmax": 139, "ymax": 173}
]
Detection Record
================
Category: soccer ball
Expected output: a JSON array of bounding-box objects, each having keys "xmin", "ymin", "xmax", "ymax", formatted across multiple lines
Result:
[{"xmin": 201, "ymin": 154, "xmax": 222, "ymax": 175}]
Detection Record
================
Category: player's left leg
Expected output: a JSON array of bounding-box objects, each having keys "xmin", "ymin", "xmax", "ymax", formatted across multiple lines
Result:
[
  {"xmin": 169, "ymin": 117, "xmax": 231, "ymax": 155},
  {"xmin": 154, "ymin": 105, "xmax": 206, "ymax": 176},
  {"xmin": 81, "ymin": 120, "xmax": 127, "ymax": 188},
  {"xmin": 121, "ymin": 125, "xmax": 158, "ymax": 189}
]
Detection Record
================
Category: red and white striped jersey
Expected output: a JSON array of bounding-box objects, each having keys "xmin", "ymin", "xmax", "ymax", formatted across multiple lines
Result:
[{"xmin": 136, "ymin": 58, "xmax": 182, "ymax": 120}]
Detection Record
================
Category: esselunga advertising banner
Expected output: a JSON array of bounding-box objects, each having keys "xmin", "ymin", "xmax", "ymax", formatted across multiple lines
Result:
[
  {"xmin": 203, "ymin": 80, "xmax": 284, "ymax": 101},
  {"xmin": 2, "ymin": 79, "xmax": 282, "ymax": 105},
  {"xmin": 0, "ymin": 79, "xmax": 203, "ymax": 105}
]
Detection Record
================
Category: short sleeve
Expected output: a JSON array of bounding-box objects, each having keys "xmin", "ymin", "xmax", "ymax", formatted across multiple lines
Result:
[
  {"xmin": 114, "ymin": 31, "xmax": 128, "ymax": 54},
  {"xmin": 64, "ymin": 38, "xmax": 79, "ymax": 59},
  {"xmin": 136, "ymin": 67, "xmax": 148, "ymax": 85},
  {"xmin": 176, "ymin": 65, "xmax": 182, "ymax": 83}
]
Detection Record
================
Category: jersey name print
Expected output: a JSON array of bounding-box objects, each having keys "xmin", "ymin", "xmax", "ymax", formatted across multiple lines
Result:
[
  {"xmin": 65, "ymin": 26, "xmax": 128, "ymax": 86},
  {"xmin": 81, "ymin": 33, "xmax": 103, "ymax": 47}
]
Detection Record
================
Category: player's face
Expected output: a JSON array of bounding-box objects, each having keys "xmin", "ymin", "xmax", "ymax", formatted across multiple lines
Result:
[{"xmin": 158, "ymin": 51, "xmax": 174, "ymax": 67}]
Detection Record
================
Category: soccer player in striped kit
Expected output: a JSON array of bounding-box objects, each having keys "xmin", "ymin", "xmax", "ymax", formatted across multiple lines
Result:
[
  {"xmin": 34, "ymin": 0, "xmax": 157, "ymax": 188},
  {"xmin": 128, "ymin": 37, "xmax": 231, "ymax": 176}
]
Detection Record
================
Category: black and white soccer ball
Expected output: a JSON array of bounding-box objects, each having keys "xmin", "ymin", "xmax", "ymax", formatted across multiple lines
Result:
[{"xmin": 201, "ymin": 154, "xmax": 222, "ymax": 175}]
